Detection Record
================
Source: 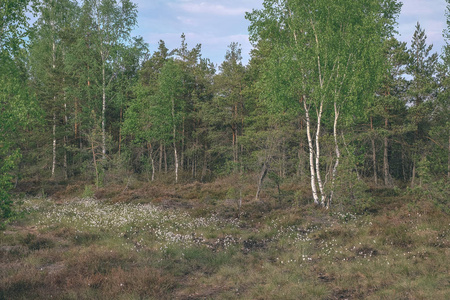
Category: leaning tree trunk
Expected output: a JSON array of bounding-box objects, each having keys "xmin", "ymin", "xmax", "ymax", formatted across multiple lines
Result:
[{"xmin": 255, "ymin": 160, "xmax": 269, "ymax": 201}]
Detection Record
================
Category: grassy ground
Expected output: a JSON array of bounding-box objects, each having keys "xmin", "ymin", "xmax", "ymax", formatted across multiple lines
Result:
[{"xmin": 1, "ymin": 178, "xmax": 449, "ymax": 299}]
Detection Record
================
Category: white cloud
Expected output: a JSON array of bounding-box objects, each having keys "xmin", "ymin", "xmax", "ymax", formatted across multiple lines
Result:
[
  {"xmin": 400, "ymin": 0, "xmax": 437, "ymax": 16},
  {"xmin": 176, "ymin": 16, "xmax": 198, "ymax": 26},
  {"xmin": 176, "ymin": 2, "xmax": 249, "ymax": 16},
  {"xmin": 397, "ymin": 0, "xmax": 446, "ymax": 53}
]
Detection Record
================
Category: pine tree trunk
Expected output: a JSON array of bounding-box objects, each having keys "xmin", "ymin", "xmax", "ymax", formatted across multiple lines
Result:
[
  {"xmin": 159, "ymin": 144, "xmax": 163, "ymax": 172},
  {"xmin": 63, "ymin": 136, "xmax": 68, "ymax": 180},
  {"xmin": 232, "ymin": 125, "xmax": 237, "ymax": 172},
  {"xmin": 92, "ymin": 140, "xmax": 99, "ymax": 189},
  {"xmin": 201, "ymin": 143, "xmax": 208, "ymax": 182},
  {"xmin": 75, "ymin": 98, "xmax": 78, "ymax": 139},
  {"xmin": 448, "ymin": 134, "xmax": 450, "ymax": 180},
  {"xmin": 401, "ymin": 147, "xmax": 407, "ymax": 181},
  {"xmin": 172, "ymin": 97, "xmax": 178, "ymax": 183},
  {"xmin": 384, "ymin": 136, "xmax": 390, "ymax": 186},
  {"xmin": 384, "ymin": 118, "xmax": 391, "ymax": 186},
  {"xmin": 192, "ymin": 156, "xmax": 195, "ymax": 179},
  {"xmin": 370, "ymin": 117, "xmax": 377, "ymax": 185},
  {"xmin": 281, "ymin": 138, "xmax": 286, "ymax": 178},
  {"xmin": 411, "ymin": 158, "xmax": 416, "ymax": 188},
  {"xmin": 164, "ymin": 145, "xmax": 167, "ymax": 173},
  {"xmin": 119, "ymin": 107, "xmax": 122, "ymax": 157}
]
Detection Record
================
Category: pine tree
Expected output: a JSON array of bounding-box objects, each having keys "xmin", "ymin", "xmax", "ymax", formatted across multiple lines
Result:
[{"xmin": 406, "ymin": 23, "xmax": 438, "ymax": 187}]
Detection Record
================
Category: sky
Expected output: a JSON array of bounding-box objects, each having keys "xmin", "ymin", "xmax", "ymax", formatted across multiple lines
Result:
[{"xmin": 132, "ymin": 0, "xmax": 447, "ymax": 66}]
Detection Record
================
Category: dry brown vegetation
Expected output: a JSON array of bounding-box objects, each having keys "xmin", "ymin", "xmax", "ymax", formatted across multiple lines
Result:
[{"xmin": 2, "ymin": 177, "xmax": 449, "ymax": 299}]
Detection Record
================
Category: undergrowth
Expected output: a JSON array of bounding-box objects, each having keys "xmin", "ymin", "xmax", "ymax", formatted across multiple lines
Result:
[{"xmin": 1, "ymin": 179, "xmax": 449, "ymax": 299}]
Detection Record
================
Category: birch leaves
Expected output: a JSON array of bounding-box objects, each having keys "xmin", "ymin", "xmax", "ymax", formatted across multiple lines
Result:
[{"xmin": 247, "ymin": 0, "xmax": 401, "ymax": 207}]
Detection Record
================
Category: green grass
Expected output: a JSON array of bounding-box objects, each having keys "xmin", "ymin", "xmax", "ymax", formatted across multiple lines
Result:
[{"xmin": 0, "ymin": 190, "xmax": 449, "ymax": 299}]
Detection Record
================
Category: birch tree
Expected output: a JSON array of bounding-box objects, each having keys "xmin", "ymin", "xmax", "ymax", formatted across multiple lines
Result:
[
  {"xmin": 1, "ymin": 0, "xmax": 39, "ymax": 221},
  {"xmin": 30, "ymin": 0, "xmax": 78, "ymax": 179},
  {"xmin": 158, "ymin": 60, "xmax": 184, "ymax": 183},
  {"xmin": 247, "ymin": 0, "xmax": 400, "ymax": 207},
  {"xmin": 82, "ymin": 0, "xmax": 137, "ymax": 158},
  {"xmin": 123, "ymin": 41, "xmax": 168, "ymax": 181}
]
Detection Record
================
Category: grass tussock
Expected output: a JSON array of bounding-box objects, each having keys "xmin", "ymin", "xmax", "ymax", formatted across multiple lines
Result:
[{"xmin": 2, "ymin": 179, "xmax": 449, "ymax": 299}]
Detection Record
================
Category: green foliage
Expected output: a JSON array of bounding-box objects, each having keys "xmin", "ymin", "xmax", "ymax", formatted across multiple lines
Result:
[
  {"xmin": 0, "ymin": 151, "xmax": 21, "ymax": 226},
  {"xmin": 1, "ymin": 0, "xmax": 42, "ymax": 225},
  {"xmin": 82, "ymin": 185, "xmax": 95, "ymax": 198},
  {"xmin": 1, "ymin": 0, "xmax": 449, "ymax": 217}
]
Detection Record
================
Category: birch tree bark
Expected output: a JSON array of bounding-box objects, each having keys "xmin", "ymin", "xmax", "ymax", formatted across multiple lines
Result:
[
  {"xmin": 246, "ymin": 0, "xmax": 401, "ymax": 207},
  {"xmin": 84, "ymin": 0, "xmax": 138, "ymax": 159},
  {"xmin": 303, "ymin": 100, "xmax": 319, "ymax": 205}
]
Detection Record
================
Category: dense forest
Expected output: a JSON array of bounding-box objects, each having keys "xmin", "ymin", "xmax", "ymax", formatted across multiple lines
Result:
[
  {"xmin": 1, "ymin": 0, "xmax": 449, "ymax": 221},
  {"xmin": 1, "ymin": 1, "xmax": 450, "ymax": 299}
]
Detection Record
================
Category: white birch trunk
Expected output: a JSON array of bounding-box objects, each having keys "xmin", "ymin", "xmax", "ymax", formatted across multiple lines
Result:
[
  {"xmin": 148, "ymin": 143, "xmax": 155, "ymax": 182},
  {"xmin": 329, "ymin": 102, "xmax": 340, "ymax": 208},
  {"xmin": 173, "ymin": 141, "xmax": 178, "ymax": 183},
  {"xmin": 101, "ymin": 59, "xmax": 106, "ymax": 159},
  {"xmin": 315, "ymin": 100, "xmax": 326, "ymax": 206},
  {"xmin": 303, "ymin": 100, "xmax": 319, "ymax": 204},
  {"xmin": 63, "ymin": 98, "xmax": 68, "ymax": 180},
  {"xmin": 51, "ymin": 29, "xmax": 56, "ymax": 179},
  {"xmin": 151, "ymin": 156, "xmax": 155, "ymax": 182},
  {"xmin": 52, "ymin": 113, "xmax": 56, "ymax": 179},
  {"xmin": 63, "ymin": 72, "xmax": 68, "ymax": 180}
]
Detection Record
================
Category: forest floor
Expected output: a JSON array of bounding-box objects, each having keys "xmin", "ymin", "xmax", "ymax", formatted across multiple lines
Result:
[{"xmin": 1, "ymin": 176, "xmax": 449, "ymax": 299}]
